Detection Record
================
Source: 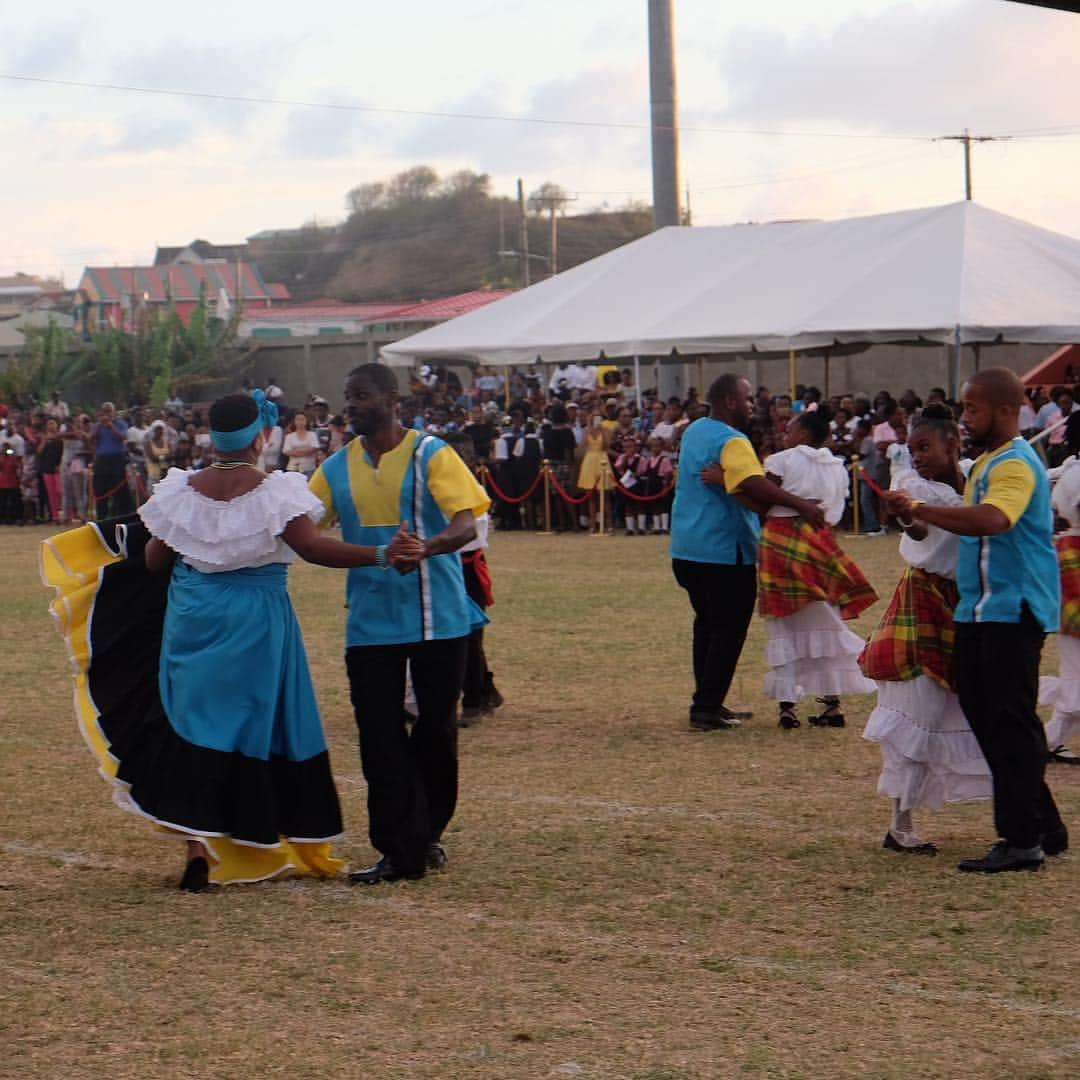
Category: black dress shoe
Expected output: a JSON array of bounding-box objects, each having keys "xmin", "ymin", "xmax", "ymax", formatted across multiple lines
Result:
[
  {"xmin": 957, "ymin": 841, "xmax": 1044, "ymax": 873},
  {"xmin": 426, "ymin": 843, "xmax": 448, "ymax": 871},
  {"xmin": 689, "ymin": 707, "xmax": 740, "ymax": 731},
  {"xmin": 719, "ymin": 704, "xmax": 754, "ymax": 721},
  {"xmin": 1042, "ymin": 825, "xmax": 1069, "ymax": 857},
  {"xmin": 348, "ymin": 856, "xmax": 425, "ymax": 886},
  {"xmin": 179, "ymin": 856, "xmax": 210, "ymax": 892},
  {"xmin": 883, "ymin": 831, "xmax": 937, "ymax": 855}
]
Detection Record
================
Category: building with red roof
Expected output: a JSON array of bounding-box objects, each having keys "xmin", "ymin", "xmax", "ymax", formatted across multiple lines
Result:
[{"xmin": 74, "ymin": 262, "xmax": 290, "ymax": 336}]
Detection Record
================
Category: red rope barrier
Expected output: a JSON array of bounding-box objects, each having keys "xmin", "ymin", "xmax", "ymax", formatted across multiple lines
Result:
[
  {"xmin": 612, "ymin": 476, "xmax": 676, "ymax": 503},
  {"xmin": 481, "ymin": 466, "xmax": 544, "ymax": 505},
  {"xmin": 548, "ymin": 469, "xmax": 596, "ymax": 506},
  {"xmin": 91, "ymin": 475, "xmax": 131, "ymax": 502}
]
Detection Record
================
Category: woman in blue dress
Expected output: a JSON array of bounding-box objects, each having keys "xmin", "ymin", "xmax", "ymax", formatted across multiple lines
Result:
[{"xmin": 43, "ymin": 392, "xmax": 421, "ymax": 891}]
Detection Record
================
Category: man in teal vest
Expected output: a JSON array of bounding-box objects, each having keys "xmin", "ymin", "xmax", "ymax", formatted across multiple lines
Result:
[
  {"xmin": 889, "ymin": 368, "xmax": 1067, "ymax": 873},
  {"xmin": 670, "ymin": 374, "xmax": 826, "ymax": 732}
]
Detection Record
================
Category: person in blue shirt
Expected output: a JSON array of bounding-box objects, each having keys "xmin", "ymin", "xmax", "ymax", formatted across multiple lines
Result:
[
  {"xmin": 670, "ymin": 374, "xmax": 825, "ymax": 732},
  {"xmin": 89, "ymin": 401, "xmax": 133, "ymax": 519},
  {"xmin": 888, "ymin": 368, "xmax": 1068, "ymax": 873},
  {"xmin": 310, "ymin": 363, "xmax": 491, "ymax": 885}
]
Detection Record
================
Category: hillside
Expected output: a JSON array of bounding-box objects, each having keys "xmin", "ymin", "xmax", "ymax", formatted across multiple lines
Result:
[{"xmin": 255, "ymin": 167, "xmax": 654, "ymax": 302}]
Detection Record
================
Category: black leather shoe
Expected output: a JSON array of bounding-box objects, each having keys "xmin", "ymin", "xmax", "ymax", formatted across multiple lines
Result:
[
  {"xmin": 1042, "ymin": 825, "xmax": 1069, "ymax": 857},
  {"xmin": 957, "ymin": 841, "xmax": 1044, "ymax": 873},
  {"xmin": 719, "ymin": 704, "xmax": 754, "ymax": 722},
  {"xmin": 426, "ymin": 843, "xmax": 448, "ymax": 871},
  {"xmin": 179, "ymin": 856, "xmax": 210, "ymax": 892},
  {"xmin": 689, "ymin": 707, "xmax": 740, "ymax": 731},
  {"xmin": 348, "ymin": 856, "xmax": 425, "ymax": 885}
]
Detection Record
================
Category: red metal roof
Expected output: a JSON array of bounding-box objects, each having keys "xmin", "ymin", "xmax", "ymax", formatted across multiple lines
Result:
[
  {"xmin": 246, "ymin": 302, "xmax": 406, "ymax": 322},
  {"xmin": 78, "ymin": 263, "xmax": 289, "ymax": 304},
  {"xmin": 378, "ymin": 290, "xmax": 515, "ymax": 323}
]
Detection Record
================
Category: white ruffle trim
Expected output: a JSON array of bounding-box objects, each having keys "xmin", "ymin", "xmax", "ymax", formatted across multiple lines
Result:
[
  {"xmin": 1039, "ymin": 637, "xmax": 1080, "ymax": 745},
  {"xmin": 863, "ymin": 677, "xmax": 991, "ymax": 811},
  {"xmin": 764, "ymin": 657, "xmax": 875, "ymax": 701},
  {"xmin": 138, "ymin": 468, "xmax": 324, "ymax": 569}
]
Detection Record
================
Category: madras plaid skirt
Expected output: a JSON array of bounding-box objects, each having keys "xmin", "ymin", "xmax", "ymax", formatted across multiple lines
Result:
[
  {"xmin": 1058, "ymin": 535, "xmax": 1080, "ymax": 638},
  {"xmin": 758, "ymin": 516, "xmax": 877, "ymax": 620},
  {"xmin": 858, "ymin": 567, "xmax": 958, "ymax": 691}
]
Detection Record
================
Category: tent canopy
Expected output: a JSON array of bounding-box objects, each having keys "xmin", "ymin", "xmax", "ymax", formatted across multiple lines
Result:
[{"xmin": 382, "ymin": 202, "xmax": 1080, "ymax": 368}]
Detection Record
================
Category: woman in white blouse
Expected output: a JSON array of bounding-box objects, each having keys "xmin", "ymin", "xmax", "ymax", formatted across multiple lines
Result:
[{"xmin": 282, "ymin": 411, "xmax": 320, "ymax": 477}]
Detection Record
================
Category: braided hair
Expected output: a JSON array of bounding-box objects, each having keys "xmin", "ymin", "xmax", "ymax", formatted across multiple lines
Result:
[
  {"xmin": 910, "ymin": 401, "xmax": 960, "ymax": 442},
  {"xmin": 795, "ymin": 403, "xmax": 833, "ymax": 447}
]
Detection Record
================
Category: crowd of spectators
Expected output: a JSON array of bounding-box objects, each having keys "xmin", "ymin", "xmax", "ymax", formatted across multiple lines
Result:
[
  {"xmin": 4, "ymin": 365, "xmax": 1075, "ymax": 533},
  {"xmin": 0, "ymin": 376, "xmax": 347, "ymax": 526}
]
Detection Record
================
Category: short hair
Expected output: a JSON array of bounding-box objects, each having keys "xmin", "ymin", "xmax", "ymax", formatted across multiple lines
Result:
[
  {"xmin": 966, "ymin": 368, "xmax": 1025, "ymax": 410},
  {"xmin": 549, "ymin": 403, "xmax": 568, "ymax": 424},
  {"xmin": 347, "ymin": 363, "xmax": 398, "ymax": 396},
  {"xmin": 208, "ymin": 393, "xmax": 258, "ymax": 434},
  {"xmin": 706, "ymin": 373, "xmax": 743, "ymax": 406}
]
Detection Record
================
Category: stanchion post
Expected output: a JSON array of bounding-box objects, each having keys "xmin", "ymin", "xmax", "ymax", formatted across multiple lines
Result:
[
  {"xmin": 851, "ymin": 455, "xmax": 861, "ymax": 535},
  {"xmin": 597, "ymin": 458, "xmax": 608, "ymax": 536},
  {"xmin": 540, "ymin": 459, "xmax": 553, "ymax": 534}
]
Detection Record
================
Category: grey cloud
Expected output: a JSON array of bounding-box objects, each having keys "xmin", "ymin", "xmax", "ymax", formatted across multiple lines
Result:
[{"xmin": 1, "ymin": 16, "xmax": 91, "ymax": 76}]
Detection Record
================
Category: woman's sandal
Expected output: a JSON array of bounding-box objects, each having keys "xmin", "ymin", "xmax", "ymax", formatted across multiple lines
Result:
[
  {"xmin": 778, "ymin": 705, "xmax": 800, "ymax": 729},
  {"xmin": 808, "ymin": 697, "xmax": 845, "ymax": 728}
]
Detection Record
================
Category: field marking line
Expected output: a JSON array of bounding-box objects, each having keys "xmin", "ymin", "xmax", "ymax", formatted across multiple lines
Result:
[{"xmin": 0, "ymin": 840, "xmax": 122, "ymax": 870}]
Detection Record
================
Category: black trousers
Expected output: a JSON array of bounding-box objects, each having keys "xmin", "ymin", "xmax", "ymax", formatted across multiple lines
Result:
[
  {"xmin": 461, "ymin": 557, "xmax": 490, "ymax": 710},
  {"xmin": 955, "ymin": 610, "xmax": 1064, "ymax": 849},
  {"xmin": 0, "ymin": 487, "xmax": 19, "ymax": 524},
  {"xmin": 92, "ymin": 455, "xmax": 134, "ymax": 519},
  {"xmin": 346, "ymin": 636, "xmax": 467, "ymax": 873},
  {"xmin": 672, "ymin": 558, "xmax": 757, "ymax": 713}
]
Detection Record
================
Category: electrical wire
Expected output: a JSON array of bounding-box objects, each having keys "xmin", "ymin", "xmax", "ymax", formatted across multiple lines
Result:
[{"xmin": 0, "ymin": 72, "xmax": 933, "ymax": 142}]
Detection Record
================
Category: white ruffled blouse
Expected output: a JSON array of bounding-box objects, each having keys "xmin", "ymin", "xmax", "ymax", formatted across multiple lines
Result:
[
  {"xmin": 889, "ymin": 467, "xmax": 964, "ymax": 579},
  {"xmin": 764, "ymin": 445, "xmax": 849, "ymax": 526},
  {"xmin": 137, "ymin": 467, "xmax": 325, "ymax": 573}
]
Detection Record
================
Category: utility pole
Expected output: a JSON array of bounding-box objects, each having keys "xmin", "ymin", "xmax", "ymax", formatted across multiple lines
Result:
[
  {"xmin": 527, "ymin": 186, "xmax": 577, "ymax": 275},
  {"xmin": 648, "ymin": 0, "xmax": 682, "ymax": 229},
  {"xmin": 938, "ymin": 129, "xmax": 1009, "ymax": 200},
  {"xmin": 517, "ymin": 178, "xmax": 530, "ymax": 288}
]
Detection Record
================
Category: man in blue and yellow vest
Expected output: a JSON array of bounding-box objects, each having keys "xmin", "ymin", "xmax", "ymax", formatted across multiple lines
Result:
[
  {"xmin": 889, "ymin": 368, "xmax": 1068, "ymax": 873},
  {"xmin": 310, "ymin": 364, "xmax": 491, "ymax": 884}
]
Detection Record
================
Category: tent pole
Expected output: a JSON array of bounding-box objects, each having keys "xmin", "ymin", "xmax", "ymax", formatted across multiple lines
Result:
[
  {"xmin": 789, "ymin": 348, "xmax": 797, "ymax": 401},
  {"xmin": 950, "ymin": 327, "xmax": 962, "ymax": 400},
  {"xmin": 697, "ymin": 355, "xmax": 705, "ymax": 398},
  {"xmin": 973, "ymin": 342, "xmax": 981, "ymax": 373},
  {"xmin": 504, "ymin": 364, "xmax": 511, "ymax": 409},
  {"xmin": 824, "ymin": 350, "xmax": 831, "ymax": 399},
  {"xmin": 634, "ymin": 356, "xmax": 642, "ymax": 412}
]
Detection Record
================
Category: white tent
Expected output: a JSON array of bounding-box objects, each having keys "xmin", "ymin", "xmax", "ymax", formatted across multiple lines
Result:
[{"xmin": 382, "ymin": 201, "xmax": 1080, "ymax": 392}]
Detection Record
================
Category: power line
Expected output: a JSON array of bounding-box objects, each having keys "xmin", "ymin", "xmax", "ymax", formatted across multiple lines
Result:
[{"xmin": 0, "ymin": 72, "xmax": 933, "ymax": 142}]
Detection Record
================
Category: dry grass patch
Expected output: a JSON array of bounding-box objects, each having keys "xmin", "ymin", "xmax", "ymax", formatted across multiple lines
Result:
[{"xmin": 3, "ymin": 526, "xmax": 1079, "ymax": 1079}]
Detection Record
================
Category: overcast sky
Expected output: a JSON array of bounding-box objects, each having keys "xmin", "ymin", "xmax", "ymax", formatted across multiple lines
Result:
[{"xmin": 4, "ymin": 0, "xmax": 1080, "ymax": 286}]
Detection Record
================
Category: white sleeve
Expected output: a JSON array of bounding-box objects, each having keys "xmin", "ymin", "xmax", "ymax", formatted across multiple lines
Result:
[
  {"xmin": 763, "ymin": 450, "xmax": 786, "ymax": 479},
  {"xmin": 1053, "ymin": 460, "xmax": 1080, "ymax": 527}
]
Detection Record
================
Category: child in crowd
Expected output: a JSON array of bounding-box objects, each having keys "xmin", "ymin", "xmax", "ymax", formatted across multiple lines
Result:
[
  {"xmin": 615, "ymin": 433, "xmax": 645, "ymax": 535},
  {"xmin": 758, "ymin": 405, "xmax": 878, "ymax": 729},
  {"xmin": 855, "ymin": 418, "xmax": 886, "ymax": 535},
  {"xmin": 860, "ymin": 404, "xmax": 991, "ymax": 853},
  {"xmin": 638, "ymin": 434, "xmax": 674, "ymax": 534},
  {"xmin": 1039, "ymin": 411, "xmax": 1080, "ymax": 766}
]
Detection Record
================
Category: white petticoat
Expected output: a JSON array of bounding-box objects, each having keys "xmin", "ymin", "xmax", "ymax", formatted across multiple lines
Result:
[
  {"xmin": 764, "ymin": 601, "xmax": 876, "ymax": 702},
  {"xmin": 863, "ymin": 675, "xmax": 991, "ymax": 811},
  {"xmin": 1040, "ymin": 635, "xmax": 1080, "ymax": 747}
]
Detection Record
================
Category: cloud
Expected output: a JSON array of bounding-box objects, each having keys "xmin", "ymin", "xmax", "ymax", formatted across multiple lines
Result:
[
  {"xmin": 714, "ymin": 0, "xmax": 1080, "ymax": 135},
  {"xmin": 396, "ymin": 64, "xmax": 650, "ymax": 177},
  {"xmin": 0, "ymin": 15, "xmax": 91, "ymax": 77}
]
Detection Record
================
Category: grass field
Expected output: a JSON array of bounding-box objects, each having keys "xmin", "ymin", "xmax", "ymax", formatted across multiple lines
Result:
[{"xmin": 3, "ymin": 524, "xmax": 1080, "ymax": 1080}]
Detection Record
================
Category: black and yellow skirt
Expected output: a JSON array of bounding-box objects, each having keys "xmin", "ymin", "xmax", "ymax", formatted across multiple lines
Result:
[{"xmin": 42, "ymin": 516, "xmax": 345, "ymax": 885}]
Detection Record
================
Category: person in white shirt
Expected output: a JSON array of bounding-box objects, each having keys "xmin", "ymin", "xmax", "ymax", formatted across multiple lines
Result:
[
  {"xmin": 265, "ymin": 378, "xmax": 284, "ymax": 402},
  {"xmin": 44, "ymin": 391, "xmax": 69, "ymax": 423},
  {"xmin": 282, "ymin": 412, "xmax": 321, "ymax": 477},
  {"xmin": 259, "ymin": 423, "xmax": 284, "ymax": 471}
]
